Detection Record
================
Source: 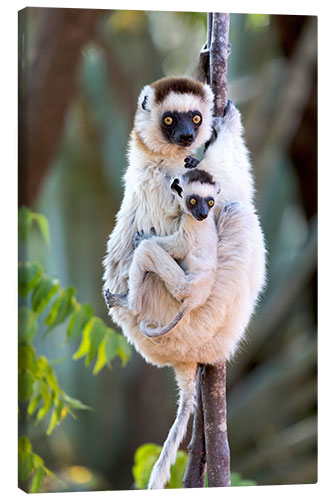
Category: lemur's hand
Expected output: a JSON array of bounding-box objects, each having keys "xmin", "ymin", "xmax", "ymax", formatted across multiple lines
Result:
[
  {"xmin": 133, "ymin": 228, "xmax": 156, "ymax": 248},
  {"xmin": 204, "ymin": 100, "xmax": 235, "ymax": 151},
  {"xmin": 184, "ymin": 156, "xmax": 200, "ymax": 169}
]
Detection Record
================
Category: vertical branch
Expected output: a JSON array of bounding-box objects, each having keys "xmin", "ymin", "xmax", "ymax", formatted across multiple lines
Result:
[
  {"xmin": 202, "ymin": 12, "xmax": 231, "ymax": 488},
  {"xmin": 184, "ymin": 12, "xmax": 231, "ymax": 489},
  {"xmin": 183, "ymin": 365, "xmax": 206, "ymax": 488},
  {"xmin": 209, "ymin": 13, "xmax": 230, "ymax": 115},
  {"xmin": 202, "ymin": 363, "xmax": 230, "ymax": 486}
]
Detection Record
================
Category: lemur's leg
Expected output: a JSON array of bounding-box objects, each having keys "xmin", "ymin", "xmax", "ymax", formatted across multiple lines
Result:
[{"xmin": 128, "ymin": 240, "xmax": 189, "ymax": 315}]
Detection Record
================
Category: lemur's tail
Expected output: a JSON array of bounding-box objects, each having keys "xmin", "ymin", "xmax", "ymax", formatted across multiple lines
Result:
[
  {"xmin": 148, "ymin": 363, "xmax": 197, "ymax": 490},
  {"xmin": 140, "ymin": 303, "xmax": 189, "ymax": 338}
]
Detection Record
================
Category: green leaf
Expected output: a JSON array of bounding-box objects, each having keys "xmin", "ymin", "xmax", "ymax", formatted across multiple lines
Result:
[
  {"xmin": 45, "ymin": 286, "xmax": 76, "ymax": 332},
  {"xmin": 18, "ymin": 343, "xmax": 36, "ymax": 372},
  {"xmin": 72, "ymin": 319, "xmax": 93, "ymax": 360},
  {"xmin": 73, "ymin": 318, "xmax": 106, "ymax": 365},
  {"xmin": 27, "ymin": 380, "xmax": 43, "ymax": 415},
  {"xmin": 62, "ymin": 393, "xmax": 91, "ymax": 411},
  {"xmin": 31, "ymin": 276, "xmax": 59, "ymax": 314},
  {"xmin": 29, "ymin": 467, "xmax": 46, "ymax": 493},
  {"xmin": 132, "ymin": 444, "xmax": 193, "ymax": 489},
  {"xmin": 32, "ymin": 213, "xmax": 50, "ymax": 246},
  {"xmin": 46, "ymin": 400, "xmax": 64, "ymax": 435},
  {"xmin": 18, "ymin": 206, "xmax": 33, "ymax": 242},
  {"xmin": 93, "ymin": 337, "xmax": 108, "ymax": 375},
  {"xmin": 18, "ymin": 307, "xmax": 38, "ymax": 344},
  {"xmin": 18, "ymin": 452, "xmax": 34, "ymax": 484},
  {"xmin": 132, "ymin": 443, "xmax": 162, "ymax": 489},
  {"xmin": 85, "ymin": 318, "xmax": 106, "ymax": 366},
  {"xmin": 168, "ymin": 450, "xmax": 188, "ymax": 488},
  {"xmin": 18, "ymin": 262, "xmax": 43, "ymax": 297},
  {"xmin": 93, "ymin": 330, "xmax": 119, "ymax": 375},
  {"xmin": 117, "ymin": 334, "xmax": 132, "ymax": 366},
  {"xmin": 18, "ymin": 371, "xmax": 34, "ymax": 401},
  {"xmin": 67, "ymin": 304, "xmax": 94, "ymax": 342},
  {"xmin": 105, "ymin": 331, "xmax": 120, "ymax": 361},
  {"xmin": 36, "ymin": 382, "xmax": 53, "ymax": 421},
  {"xmin": 18, "ymin": 436, "xmax": 32, "ymax": 456}
]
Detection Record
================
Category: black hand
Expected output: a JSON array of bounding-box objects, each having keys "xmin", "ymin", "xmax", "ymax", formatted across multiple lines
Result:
[{"xmin": 184, "ymin": 156, "xmax": 200, "ymax": 169}]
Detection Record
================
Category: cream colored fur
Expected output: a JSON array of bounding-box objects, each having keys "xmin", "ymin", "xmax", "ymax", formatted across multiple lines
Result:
[
  {"xmin": 125, "ymin": 177, "xmax": 219, "ymax": 335},
  {"xmin": 102, "ymin": 81, "xmax": 266, "ymax": 489}
]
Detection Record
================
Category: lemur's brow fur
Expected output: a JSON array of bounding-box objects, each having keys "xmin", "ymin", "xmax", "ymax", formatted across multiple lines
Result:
[
  {"xmin": 151, "ymin": 77, "xmax": 207, "ymax": 104},
  {"xmin": 183, "ymin": 169, "xmax": 215, "ymax": 185}
]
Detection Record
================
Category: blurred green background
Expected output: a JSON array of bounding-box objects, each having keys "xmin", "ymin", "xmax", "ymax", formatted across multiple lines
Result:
[{"xmin": 18, "ymin": 8, "xmax": 317, "ymax": 491}]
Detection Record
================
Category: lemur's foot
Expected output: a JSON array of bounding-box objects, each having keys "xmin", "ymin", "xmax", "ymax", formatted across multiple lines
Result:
[
  {"xmin": 184, "ymin": 156, "xmax": 200, "ymax": 169},
  {"xmin": 134, "ymin": 228, "xmax": 156, "ymax": 248},
  {"xmin": 104, "ymin": 289, "xmax": 128, "ymax": 309}
]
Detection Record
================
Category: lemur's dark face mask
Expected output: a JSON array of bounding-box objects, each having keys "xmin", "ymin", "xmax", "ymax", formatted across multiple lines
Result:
[{"xmin": 161, "ymin": 110, "xmax": 202, "ymax": 148}]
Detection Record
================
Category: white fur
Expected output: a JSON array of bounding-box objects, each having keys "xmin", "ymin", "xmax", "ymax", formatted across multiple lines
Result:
[{"xmin": 103, "ymin": 82, "xmax": 266, "ymax": 489}]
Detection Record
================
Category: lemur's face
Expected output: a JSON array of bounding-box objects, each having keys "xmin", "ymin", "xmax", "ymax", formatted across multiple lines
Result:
[
  {"xmin": 160, "ymin": 110, "xmax": 202, "ymax": 148},
  {"xmin": 185, "ymin": 191, "xmax": 215, "ymax": 221},
  {"xmin": 171, "ymin": 170, "xmax": 221, "ymax": 221},
  {"xmin": 134, "ymin": 77, "xmax": 214, "ymax": 156}
]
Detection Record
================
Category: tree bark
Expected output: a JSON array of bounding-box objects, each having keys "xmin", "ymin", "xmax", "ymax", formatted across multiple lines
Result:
[
  {"xmin": 183, "ymin": 365, "xmax": 206, "ymax": 487},
  {"xmin": 202, "ymin": 363, "xmax": 230, "ymax": 486},
  {"xmin": 184, "ymin": 12, "xmax": 231, "ymax": 489}
]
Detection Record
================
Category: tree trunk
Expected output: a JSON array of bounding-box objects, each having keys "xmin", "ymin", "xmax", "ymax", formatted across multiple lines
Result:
[{"xmin": 184, "ymin": 12, "xmax": 231, "ymax": 488}]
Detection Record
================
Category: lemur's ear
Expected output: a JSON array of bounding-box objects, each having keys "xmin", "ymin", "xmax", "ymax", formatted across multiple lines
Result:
[
  {"xmin": 171, "ymin": 178, "xmax": 183, "ymax": 198},
  {"xmin": 141, "ymin": 95, "xmax": 149, "ymax": 110},
  {"xmin": 138, "ymin": 85, "xmax": 154, "ymax": 112},
  {"xmin": 216, "ymin": 181, "xmax": 221, "ymax": 195}
]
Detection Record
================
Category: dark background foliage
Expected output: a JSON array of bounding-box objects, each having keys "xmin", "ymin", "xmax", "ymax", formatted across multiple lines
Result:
[{"xmin": 18, "ymin": 8, "xmax": 317, "ymax": 491}]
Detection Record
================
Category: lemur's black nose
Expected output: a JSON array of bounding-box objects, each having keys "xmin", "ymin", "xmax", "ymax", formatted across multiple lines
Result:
[
  {"xmin": 179, "ymin": 134, "xmax": 194, "ymax": 145},
  {"xmin": 197, "ymin": 213, "xmax": 208, "ymax": 220}
]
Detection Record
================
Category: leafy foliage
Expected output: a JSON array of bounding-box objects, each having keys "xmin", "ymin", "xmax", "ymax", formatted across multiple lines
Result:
[
  {"xmin": 18, "ymin": 206, "xmax": 132, "ymax": 492},
  {"xmin": 18, "ymin": 436, "xmax": 57, "ymax": 493},
  {"xmin": 132, "ymin": 443, "xmax": 257, "ymax": 489}
]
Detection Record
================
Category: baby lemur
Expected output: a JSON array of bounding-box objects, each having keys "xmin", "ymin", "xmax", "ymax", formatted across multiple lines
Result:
[{"xmin": 104, "ymin": 168, "xmax": 221, "ymax": 337}]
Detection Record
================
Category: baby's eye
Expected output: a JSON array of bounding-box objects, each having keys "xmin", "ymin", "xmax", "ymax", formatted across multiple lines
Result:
[
  {"xmin": 163, "ymin": 116, "xmax": 173, "ymax": 126},
  {"xmin": 190, "ymin": 198, "xmax": 197, "ymax": 205},
  {"xmin": 208, "ymin": 199, "xmax": 215, "ymax": 207}
]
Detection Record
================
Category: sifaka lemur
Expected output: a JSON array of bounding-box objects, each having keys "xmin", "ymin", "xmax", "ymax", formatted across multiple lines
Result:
[
  {"xmin": 102, "ymin": 77, "xmax": 266, "ymax": 489},
  {"xmin": 104, "ymin": 168, "xmax": 221, "ymax": 338}
]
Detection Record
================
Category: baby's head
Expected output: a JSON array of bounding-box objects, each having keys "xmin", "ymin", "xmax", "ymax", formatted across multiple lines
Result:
[{"xmin": 171, "ymin": 169, "xmax": 221, "ymax": 221}]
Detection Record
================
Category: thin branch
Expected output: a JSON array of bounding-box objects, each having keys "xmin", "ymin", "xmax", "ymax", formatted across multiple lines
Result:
[
  {"xmin": 183, "ymin": 366, "xmax": 206, "ymax": 488},
  {"xmin": 209, "ymin": 13, "xmax": 230, "ymax": 115},
  {"xmin": 201, "ymin": 362, "xmax": 230, "ymax": 486}
]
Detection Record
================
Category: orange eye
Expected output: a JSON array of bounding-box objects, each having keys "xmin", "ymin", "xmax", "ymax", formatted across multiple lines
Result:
[
  {"xmin": 164, "ymin": 116, "xmax": 173, "ymax": 125},
  {"xmin": 192, "ymin": 115, "xmax": 201, "ymax": 125},
  {"xmin": 208, "ymin": 199, "xmax": 214, "ymax": 207}
]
